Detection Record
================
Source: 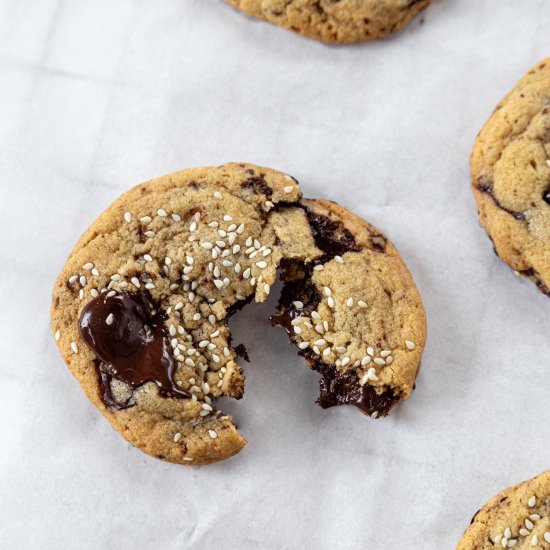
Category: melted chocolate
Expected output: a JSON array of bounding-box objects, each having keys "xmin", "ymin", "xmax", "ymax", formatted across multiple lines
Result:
[
  {"xmin": 79, "ymin": 291, "xmax": 190, "ymax": 405},
  {"xmin": 304, "ymin": 208, "xmax": 360, "ymax": 260},
  {"xmin": 241, "ymin": 176, "xmax": 273, "ymax": 197},
  {"xmin": 477, "ymin": 176, "xmax": 526, "ymax": 221}
]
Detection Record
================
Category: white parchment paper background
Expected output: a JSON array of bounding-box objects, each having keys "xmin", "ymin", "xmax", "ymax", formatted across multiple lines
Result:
[{"xmin": 1, "ymin": 0, "xmax": 550, "ymax": 548}]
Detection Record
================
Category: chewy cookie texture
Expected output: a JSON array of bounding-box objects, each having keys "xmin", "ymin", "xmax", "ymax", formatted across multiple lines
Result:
[
  {"xmin": 456, "ymin": 470, "xmax": 550, "ymax": 549},
  {"xmin": 51, "ymin": 163, "xmax": 426, "ymax": 466},
  {"xmin": 471, "ymin": 57, "xmax": 550, "ymax": 298},
  {"xmin": 225, "ymin": 0, "xmax": 432, "ymax": 44}
]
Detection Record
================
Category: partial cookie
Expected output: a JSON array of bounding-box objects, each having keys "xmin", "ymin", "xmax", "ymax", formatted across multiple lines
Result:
[
  {"xmin": 272, "ymin": 198, "xmax": 426, "ymax": 417},
  {"xmin": 51, "ymin": 163, "xmax": 426, "ymax": 466},
  {"xmin": 471, "ymin": 58, "xmax": 550, "ymax": 297},
  {"xmin": 225, "ymin": 0, "xmax": 431, "ymax": 44},
  {"xmin": 457, "ymin": 470, "xmax": 550, "ymax": 549}
]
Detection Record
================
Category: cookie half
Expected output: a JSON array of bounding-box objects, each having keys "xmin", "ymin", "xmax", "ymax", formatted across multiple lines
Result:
[
  {"xmin": 225, "ymin": 0, "xmax": 431, "ymax": 44},
  {"xmin": 51, "ymin": 163, "xmax": 426, "ymax": 465},
  {"xmin": 457, "ymin": 470, "xmax": 550, "ymax": 549},
  {"xmin": 471, "ymin": 58, "xmax": 550, "ymax": 297}
]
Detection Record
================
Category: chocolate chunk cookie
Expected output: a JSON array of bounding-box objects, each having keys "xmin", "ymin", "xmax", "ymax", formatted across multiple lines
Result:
[
  {"xmin": 471, "ymin": 58, "xmax": 550, "ymax": 297},
  {"xmin": 225, "ymin": 0, "xmax": 431, "ymax": 44},
  {"xmin": 51, "ymin": 163, "xmax": 426, "ymax": 466},
  {"xmin": 457, "ymin": 470, "xmax": 550, "ymax": 549}
]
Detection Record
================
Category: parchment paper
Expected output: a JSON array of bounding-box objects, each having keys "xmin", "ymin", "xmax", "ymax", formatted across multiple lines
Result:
[{"xmin": 1, "ymin": 0, "xmax": 550, "ymax": 548}]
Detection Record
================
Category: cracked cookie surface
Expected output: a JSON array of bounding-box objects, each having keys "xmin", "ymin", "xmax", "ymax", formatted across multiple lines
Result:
[
  {"xmin": 471, "ymin": 58, "xmax": 550, "ymax": 297},
  {"xmin": 225, "ymin": 0, "xmax": 431, "ymax": 44},
  {"xmin": 456, "ymin": 470, "xmax": 550, "ymax": 549},
  {"xmin": 51, "ymin": 163, "xmax": 425, "ymax": 466}
]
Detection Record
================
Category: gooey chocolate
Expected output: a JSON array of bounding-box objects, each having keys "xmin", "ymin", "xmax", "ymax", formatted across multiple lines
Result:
[{"xmin": 79, "ymin": 291, "xmax": 190, "ymax": 404}]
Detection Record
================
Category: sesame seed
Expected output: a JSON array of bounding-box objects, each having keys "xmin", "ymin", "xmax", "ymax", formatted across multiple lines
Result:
[
  {"xmin": 208, "ymin": 429, "xmax": 217, "ymax": 439},
  {"xmin": 193, "ymin": 313, "xmax": 201, "ymax": 321},
  {"xmin": 335, "ymin": 346, "xmax": 347, "ymax": 354},
  {"xmin": 106, "ymin": 313, "xmax": 114, "ymax": 325},
  {"xmin": 172, "ymin": 213, "xmax": 181, "ymax": 221},
  {"xmin": 185, "ymin": 358, "xmax": 195, "ymax": 367},
  {"xmin": 313, "ymin": 346, "xmax": 320, "ymax": 355},
  {"xmin": 361, "ymin": 356, "xmax": 371, "ymax": 366},
  {"xmin": 371, "ymin": 412, "xmax": 379, "ymax": 419},
  {"xmin": 532, "ymin": 535, "xmax": 538, "ymax": 545},
  {"xmin": 157, "ymin": 208, "xmax": 167, "ymax": 217},
  {"xmin": 54, "ymin": 330, "xmax": 60, "ymax": 341},
  {"xmin": 346, "ymin": 297, "xmax": 353, "ymax": 307},
  {"xmin": 201, "ymin": 242, "xmax": 213, "ymax": 250},
  {"xmin": 374, "ymin": 357, "xmax": 385, "ymax": 366},
  {"xmin": 203, "ymin": 382, "xmax": 210, "ymax": 393},
  {"xmin": 111, "ymin": 274, "xmax": 121, "ymax": 281},
  {"xmin": 78, "ymin": 289, "xmax": 84, "ymax": 299},
  {"xmin": 298, "ymin": 342, "xmax": 309, "ymax": 350},
  {"xmin": 140, "ymin": 216, "xmax": 152, "ymax": 223},
  {"xmin": 291, "ymin": 318, "xmax": 302, "ymax": 326},
  {"xmin": 313, "ymin": 265, "xmax": 324, "ymax": 271},
  {"xmin": 519, "ymin": 529, "xmax": 530, "ymax": 537},
  {"xmin": 83, "ymin": 262, "xmax": 93, "ymax": 270},
  {"xmin": 405, "ymin": 340, "xmax": 416, "ymax": 350},
  {"xmin": 284, "ymin": 186, "xmax": 293, "ymax": 193},
  {"xmin": 214, "ymin": 191, "xmax": 222, "ymax": 199},
  {"xmin": 530, "ymin": 514, "xmax": 541, "ymax": 521},
  {"xmin": 264, "ymin": 283, "xmax": 270, "ymax": 294},
  {"xmin": 294, "ymin": 326, "xmax": 302, "ymax": 334},
  {"xmin": 385, "ymin": 356, "xmax": 393, "ymax": 365},
  {"xmin": 249, "ymin": 277, "xmax": 256, "ymax": 286},
  {"xmin": 265, "ymin": 201, "xmax": 274, "ymax": 208},
  {"xmin": 335, "ymin": 256, "xmax": 343, "ymax": 264},
  {"xmin": 68, "ymin": 275, "xmax": 78, "ymax": 284},
  {"xmin": 237, "ymin": 224, "xmax": 245, "ymax": 234},
  {"xmin": 323, "ymin": 320, "xmax": 328, "ymax": 331},
  {"xmin": 169, "ymin": 325, "xmax": 176, "ymax": 336},
  {"xmin": 358, "ymin": 300, "xmax": 367, "ymax": 308},
  {"xmin": 293, "ymin": 301, "xmax": 304, "ymax": 309},
  {"xmin": 79, "ymin": 275, "xmax": 87, "ymax": 287},
  {"xmin": 315, "ymin": 325, "xmax": 324, "ymax": 334},
  {"xmin": 144, "ymin": 231, "xmax": 155, "ymax": 238},
  {"xmin": 324, "ymin": 286, "xmax": 331, "ymax": 297},
  {"xmin": 124, "ymin": 212, "xmax": 132, "ymax": 223},
  {"xmin": 131, "ymin": 276, "xmax": 140, "ymax": 288},
  {"xmin": 327, "ymin": 297, "xmax": 335, "ymax": 308},
  {"xmin": 145, "ymin": 283, "xmax": 155, "ymax": 290},
  {"xmin": 223, "ymin": 215, "xmax": 233, "ymax": 222},
  {"xmin": 528, "ymin": 496, "xmax": 536, "ymax": 507},
  {"xmin": 505, "ymin": 529, "xmax": 512, "ymax": 539},
  {"xmin": 143, "ymin": 254, "xmax": 153, "ymax": 262},
  {"xmin": 341, "ymin": 357, "xmax": 351, "ymax": 366},
  {"xmin": 91, "ymin": 268, "xmax": 99, "ymax": 276},
  {"xmin": 311, "ymin": 311, "xmax": 320, "ymax": 320},
  {"xmin": 256, "ymin": 261, "xmax": 268, "ymax": 269},
  {"xmin": 71, "ymin": 341, "xmax": 78, "ymax": 353},
  {"xmin": 208, "ymin": 314, "xmax": 216, "ymax": 325},
  {"xmin": 367, "ymin": 347, "xmax": 374, "ymax": 356},
  {"xmin": 381, "ymin": 350, "xmax": 391, "ymax": 358},
  {"xmin": 525, "ymin": 519, "xmax": 534, "ymax": 530},
  {"xmin": 323, "ymin": 348, "xmax": 331, "ymax": 357},
  {"xmin": 545, "ymin": 533, "xmax": 550, "ymax": 543},
  {"xmin": 174, "ymin": 432, "xmax": 182, "ymax": 442},
  {"xmin": 106, "ymin": 290, "xmax": 116, "ymax": 298}
]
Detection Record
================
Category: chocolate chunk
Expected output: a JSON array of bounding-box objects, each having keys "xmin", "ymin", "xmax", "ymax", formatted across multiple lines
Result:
[
  {"xmin": 303, "ymin": 207, "xmax": 360, "ymax": 260},
  {"xmin": 79, "ymin": 291, "xmax": 190, "ymax": 407},
  {"xmin": 241, "ymin": 176, "xmax": 273, "ymax": 197},
  {"xmin": 476, "ymin": 176, "xmax": 526, "ymax": 221},
  {"xmin": 543, "ymin": 188, "xmax": 550, "ymax": 205}
]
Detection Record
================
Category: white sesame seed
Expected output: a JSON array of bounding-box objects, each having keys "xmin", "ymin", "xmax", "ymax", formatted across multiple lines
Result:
[
  {"xmin": 208, "ymin": 429, "xmax": 217, "ymax": 439},
  {"xmin": 111, "ymin": 274, "xmax": 121, "ymax": 281},
  {"xmin": 385, "ymin": 356, "xmax": 393, "ymax": 365},
  {"xmin": 374, "ymin": 357, "xmax": 385, "ymax": 366},
  {"xmin": 105, "ymin": 313, "xmax": 114, "ymax": 326},
  {"xmin": 173, "ymin": 432, "xmax": 182, "ymax": 442},
  {"xmin": 237, "ymin": 224, "xmax": 245, "ymax": 234},
  {"xmin": 341, "ymin": 357, "xmax": 351, "ymax": 366},
  {"xmin": 380, "ymin": 350, "xmax": 391, "ymax": 358},
  {"xmin": 54, "ymin": 330, "xmax": 60, "ymax": 341},
  {"xmin": 371, "ymin": 412, "xmax": 379, "ymax": 419},
  {"xmin": 531, "ymin": 535, "xmax": 538, "ymax": 545},
  {"xmin": 91, "ymin": 268, "xmax": 99, "ymax": 276},
  {"xmin": 323, "ymin": 320, "xmax": 328, "ymax": 331},
  {"xmin": 185, "ymin": 358, "xmax": 195, "ymax": 367},
  {"xmin": 124, "ymin": 212, "xmax": 132, "ymax": 223},
  {"xmin": 201, "ymin": 242, "xmax": 213, "ymax": 250},
  {"xmin": 294, "ymin": 326, "xmax": 302, "ymax": 334},
  {"xmin": 214, "ymin": 279, "xmax": 224, "ymax": 289},
  {"xmin": 78, "ymin": 289, "xmax": 84, "ymax": 299},
  {"xmin": 106, "ymin": 290, "xmax": 116, "ymax": 298},
  {"xmin": 323, "ymin": 348, "xmax": 331, "ymax": 357},
  {"xmin": 335, "ymin": 255, "xmax": 343, "ymax": 264},
  {"xmin": 358, "ymin": 300, "xmax": 367, "ymax": 308},
  {"xmin": 214, "ymin": 191, "xmax": 222, "ymax": 199},
  {"xmin": 169, "ymin": 325, "xmax": 176, "ymax": 337},
  {"xmin": 249, "ymin": 277, "xmax": 256, "ymax": 286},
  {"xmin": 140, "ymin": 216, "xmax": 152, "ymax": 223},
  {"xmin": 313, "ymin": 265, "xmax": 324, "ymax": 271},
  {"xmin": 519, "ymin": 529, "xmax": 530, "ymax": 537},
  {"xmin": 284, "ymin": 185, "xmax": 293, "ymax": 193},
  {"xmin": 315, "ymin": 325, "xmax": 324, "ymax": 334},
  {"xmin": 143, "ymin": 254, "xmax": 152, "ymax": 262},
  {"xmin": 243, "ymin": 268, "xmax": 251, "ymax": 279},
  {"xmin": 346, "ymin": 297, "xmax": 353, "ymax": 307},
  {"xmin": 327, "ymin": 297, "xmax": 335, "ymax": 308},
  {"xmin": 79, "ymin": 275, "xmax": 87, "ymax": 287},
  {"xmin": 545, "ymin": 533, "xmax": 550, "ymax": 543},
  {"xmin": 293, "ymin": 301, "xmax": 304, "ymax": 309},
  {"xmin": 334, "ymin": 347, "xmax": 346, "ymax": 354},
  {"xmin": 264, "ymin": 283, "xmax": 270, "ymax": 294},
  {"xmin": 367, "ymin": 347, "xmax": 374, "ymax": 356},
  {"xmin": 68, "ymin": 275, "xmax": 78, "ymax": 284},
  {"xmin": 311, "ymin": 311, "xmax": 320, "ymax": 320},
  {"xmin": 528, "ymin": 496, "xmax": 536, "ymax": 507},
  {"xmin": 144, "ymin": 231, "xmax": 155, "ymax": 238},
  {"xmin": 71, "ymin": 341, "xmax": 78, "ymax": 353},
  {"xmin": 324, "ymin": 286, "xmax": 331, "ymax": 296},
  {"xmin": 131, "ymin": 276, "xmax": 140, "ymax": 288},
  {"xmin": 208, "ymin": 314, "xmax": 216, "ymax": 325},
  {"xmin": 156, "ymin": 208, "xmax": 166, "ymax": 217},
  {"xmin": 265, "ymin": 201, "xmax": 274, "ymax": 208},
  {"xmin": 405, "ymin": 340, "xmax": 416, "ymax": 350},
  {"xmin": 313, "ymin": 346, "xmax": 320, "ymax": 355},
  {"xmin": 530, "ymin": 514, "xmax": 541, "ymax": 521},
  {"xmin": 83, "ymin": 262, "xmax": 93, "ymax": 270},
  {"xmin": 172, "ymin": 213, "xmax": 181, "ymax": 221},
  {"xmin": 505, "ymin": 529, "xmax": 512, "ymax": 539},
  {"xmin": 298, "ymin": 342, "xmax": 309, "ymax": 350},
  {"xmin": 525, "ymin": 519, "xmax": 534, "ymax": 530},
  {"xmin": 256, "ymin": 261, "xmax": 268, "ymax": 269},
  {"xmin": 361, "ymin": 356, "xmax": 371, "ymax": 366},
  {"xmin": 203, "ymin": 382, "xmax": 210, "ymax": 393},
  {"xmin": 193, "ymin": 313, "xmax": 201, "ymax": 321},
  {"xmin": 145, "ymin": 283, "xmax": 155, "ymax": 290}
]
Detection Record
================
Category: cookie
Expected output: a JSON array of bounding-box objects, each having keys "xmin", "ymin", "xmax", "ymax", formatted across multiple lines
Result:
[
  {"xmin": 272, "ymin": 198, "xmax": 426, "ymax": 416},
  {"xmin": 471, "ymin": 58, "xmax": 550, "ymax": 297},
  {"xmin": 456, "ymin": 470, "xmax": 550, "ymax": 549},
  {"xmin": 51, "ymin": 163, "xmax": 426, "ymax": 466},
  {"xmin": 225, "ymin": 0, "xmax": 431, "ymax": 44}
]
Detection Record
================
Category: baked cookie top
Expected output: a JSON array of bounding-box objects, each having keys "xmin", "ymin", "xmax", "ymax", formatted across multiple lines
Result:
[
  {"xmin": 225, "ymin": 0, "xmax": 431, "ymax": 44},
  {"xmin": 51, "ymin": 163, "xmax": 426, "ymax": 466},
  {"xmin": 471, "ymin": 58, "xmax": 550, "ymax": 297},
  {"xmin": 457, "ymin": 470, "xmax": 550, "ymax": 549}
]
